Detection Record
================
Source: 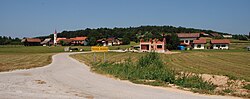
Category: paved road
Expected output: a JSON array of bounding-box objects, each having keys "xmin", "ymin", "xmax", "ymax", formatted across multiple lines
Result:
[{"xmin": 0, "ymin": 52, "xmax": 239, "ymax": 99}]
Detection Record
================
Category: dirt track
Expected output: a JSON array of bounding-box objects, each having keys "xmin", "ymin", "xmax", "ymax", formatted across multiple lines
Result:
[{"xmin": 0, "ymin": 52, "xmax": 239, "ymax": 99}]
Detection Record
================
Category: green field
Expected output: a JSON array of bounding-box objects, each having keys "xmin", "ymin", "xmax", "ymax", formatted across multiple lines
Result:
[
  {"xmin": 0, "ymin": 46, "xmax": 61, "ymax": 71},
  {"xmin": 0, "ymin": 42, "xmax": 139, "ymax": 72}
]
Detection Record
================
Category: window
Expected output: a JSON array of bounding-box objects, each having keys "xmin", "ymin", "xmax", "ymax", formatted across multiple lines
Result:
[
  {"xmin": 197, "ymin": 44, "xmax": 201, "ymax": 48},
  {"xmin": 185, "ymin": 40, "xmax": 189, "ymax": 43},
  {"xmin": 216, "ymin": 45, "xmax": 220, "ymax": 48},
  {"xmin": 157, "ymin": 45, "xmax": 162, "ymax": 48},
  {"xmin": 221, "ymin": 44, "xmax": 226, "ymax": 47}
]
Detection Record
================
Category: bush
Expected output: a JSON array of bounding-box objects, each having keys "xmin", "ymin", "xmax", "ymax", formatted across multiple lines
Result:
[
  {"xmin": 223, "ymin": 88, "xmax": 233, "ymax": 93},
  {"xmin": 175, "ymin": 75, "xmax": 216, "ymax": 91},
  {"xmin": 243, "ymin": 84, "xmax": 250, "ymax": 90},
  {"xmin": 91, "ymin": 52, "xmax": 215, "ymax": 92}
]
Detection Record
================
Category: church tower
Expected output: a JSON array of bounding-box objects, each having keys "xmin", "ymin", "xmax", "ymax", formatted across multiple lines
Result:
[{"xmin": 54, "ymin": 30, "xmax": 57, "ymax": 45}]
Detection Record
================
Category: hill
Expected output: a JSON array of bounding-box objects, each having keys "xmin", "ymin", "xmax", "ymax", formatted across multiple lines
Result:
[{"xmin": 37, "ymin": 25, "xmax": 229, "ymax": 41}]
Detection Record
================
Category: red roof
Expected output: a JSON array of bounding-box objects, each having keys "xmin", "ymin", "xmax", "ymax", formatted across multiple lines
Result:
[
  {"xmin": 26, "ymin": 38, "xmax": 41, "ymax": 42},
  {"xmin": 193, "ymin": 39, "xmax": 206, "ymax": 44},
  {"xmin": 56, "ymin": 38, "xmax": 67, "ymax": 42},
  {"xmin": 70, "ymin": 37, "xmax": 87, "ymax": 41},
  {"xmin": 177, "ymin": 33, "xmax": 200, "ymax": 38},
  {"xmin": 211, "ymin": 39, "xmax": 230, "ymax": 44},
  {"xmin": 106, "ymin": 37, "xmax": 115, "ymax": 41},
  {"xmin": 210, "ymin": 33, "xmax": 222, "ymax": 37},
  {"xmin": 180, "ymin": 42, "xmax": 189, "ymax": 46},
  {"xmin": 59, "ymin": 39, "xmax": 73, "ymax": 43}
]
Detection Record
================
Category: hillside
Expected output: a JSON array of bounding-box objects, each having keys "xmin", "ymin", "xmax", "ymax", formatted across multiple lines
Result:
[{"xmin": 37, "ymin": 25, "xmax": 229, "ymax": 41}]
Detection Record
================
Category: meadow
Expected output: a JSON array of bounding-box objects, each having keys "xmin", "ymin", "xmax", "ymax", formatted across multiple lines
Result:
[
  {"xmin": 72, "ymin": 51, "xmax": 250, "ymax": 81},
  {"xmin": 0, "ymin": 42, "xmax": 139, "ymax": 72},
  {"xmin": 71, "ymin": 39, "xmax": 250, "ymax": 81}
]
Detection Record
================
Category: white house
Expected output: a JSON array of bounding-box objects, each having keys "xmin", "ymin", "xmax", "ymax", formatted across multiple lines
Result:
[
  {"xmin": 193, "ymin": 39, "xmax": 206, "ymax": 49},
  {"xmin": 97, "ymin": 37, "xmax": 122, "ymax": 46},
  {"xmin": 211, "ymin": 39, "xmax": 230, "ymax": 50},
  {"xmin": 222, "ymin": 35, "xmax": 232, "ymax": 38},
  {"xmin": 177, "ymin": 33, "xmax": 200, "ymax": 46}
]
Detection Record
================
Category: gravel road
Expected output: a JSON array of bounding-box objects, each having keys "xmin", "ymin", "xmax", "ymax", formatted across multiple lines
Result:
[{"xmin": 0, "ymin": 52, "xmax": 239, "ymax": 99}]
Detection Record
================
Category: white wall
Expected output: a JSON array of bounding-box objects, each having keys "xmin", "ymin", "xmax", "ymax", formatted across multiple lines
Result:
[
  {"xmin": 194, "ymin": 44, "xmax": 205, "ymax": 49},
  {"xmin": 108, "ymin": 42, "xmax": 112, "ymax": 46},
  {"xmin": 213, "ymin": 44, "xmax": 229, "ymax": 49},
  {"xmin": 180, "ymin": 38, "xmax": 196, "ymax": 45}
]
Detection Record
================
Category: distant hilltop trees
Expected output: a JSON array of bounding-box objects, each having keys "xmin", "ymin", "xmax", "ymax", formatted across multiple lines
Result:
[
  {"xmin": 37, "ymin": 25, "xmax": 230, "ymax": 42},
  {"xmin": 0, "ymin": 36, "xmax": 22, "ymax": 45}
]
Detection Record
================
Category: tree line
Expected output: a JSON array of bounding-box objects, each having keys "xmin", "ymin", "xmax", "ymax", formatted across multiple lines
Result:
[
  {"xmin": 38, "ymin": 25, "xmax": 229, "ymax": 43},
  {"xmin": 232, "ymin": 34, "xmax": 249, "ymax": 40},
  {"xmin": 0, "ymin": 36, "xmax": 21, "ymax": 45}
]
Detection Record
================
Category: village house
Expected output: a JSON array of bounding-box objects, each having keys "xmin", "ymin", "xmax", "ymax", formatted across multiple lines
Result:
[
  {"xmin": 211, "ymin": 39, "xmax": 230, "ymax": 50},
  {"xmin": 41, "ymin": 38, "xmax": 53, "ymax": 46},
  {"xmin": 97, "ymin": 37, "xmax": 122, "ymax": 46},
  {"xmin": 210, "ymin": 33, "xmax": 222, "ymax": 38},
  {"xmin": 21, "ymin": 38, "xmax": 41, "ymax": 46},
  {"xmin": 56, "ymin": 37, "xmax": 88, "ymax": 46},
  {"xmin": 57, "ymin": 38, "xmax": 72, "ymax": 46},
  {"xmin": 222, "ymin": 35, "xmax": 233, "ymax": 38},
  {"xmin": 177, "ymin": 33, "xmax": 200, "ymax": 47},
  {"xmin": 193, "ymin": 39, "xmax": 207, "ymax": 49},
  {"xmin": 140, "ymin": 38, "xmax": 166, "ymax": 53},
  {"xmin": 70, "ymin": 37, "xmax": 88, "ymax": 45}
]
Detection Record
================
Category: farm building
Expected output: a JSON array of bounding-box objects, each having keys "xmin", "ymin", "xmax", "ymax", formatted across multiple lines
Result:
[
  {"xmin": 56, "ymin": 37, "xmax": 88, "ymax": 46},
  {"xmin": 140, "ymin": 38, "xmax": 166, "ymax": 53},
  {"xmin": 41, "ymin": 38, "xmax": 53, "ymax": 46},
  {"xmin": 222, "ymin": 35, "xmax": 232, "ymax": 38},
  {"xmin": 70, "ymin": 37, "xmax": 88, "ymax": 45},
  {"xmin": 177, "ymin": 33, "xmax": 200, "ymax": 47},
  {"xmin": 21, "ymin": 38, "xmax": 41, "ymax": 46},
  {"xmin": 211, "ymin": 39, "xmax": 230, "ymax": 50},
  {"xmin": 193, "ymin": 39, "xmax": 207, "ymax": 49},
  {"xmin": 210, "ymin": 33, "xmax": 222, "ymax": 38},
  {"xmin": 97, "ymin": 37, "xmax": 122, "ymax": 46}
]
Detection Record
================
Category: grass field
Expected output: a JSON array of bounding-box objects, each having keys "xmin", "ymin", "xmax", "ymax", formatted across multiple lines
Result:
[
  {"xmin": 0, "ymin": 42, "xmax": 139, "ymax": 72},
  {"xmin": 71, "ymin": 51, "xmax": 250, "ymax": 81},
  {"xmin": 0, "ymin": 53, "xmax": 53, "ymax": 72},
  {"xmin": 0, "ymin": 46, "xmax": 62, "ymax": 72}
]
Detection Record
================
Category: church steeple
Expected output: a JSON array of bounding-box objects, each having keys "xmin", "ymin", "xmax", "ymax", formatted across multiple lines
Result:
[{"xmin": 54, "ymin": 30, "xmax": 57, "ymax": 45}]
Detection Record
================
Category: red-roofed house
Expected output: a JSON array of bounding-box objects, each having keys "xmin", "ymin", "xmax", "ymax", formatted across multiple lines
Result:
[
  {"xmin": 211, "ymin": 39, "xmax": 230, "ymax": 49},
  {"xmin": 97, "ymin": 37, "xmax": 122, "ymax": 46},
  {"xmin": 21, "ymin": 38, "xmax": 41, "ymax": 46},
  {"xmin": 210, "ymin": 33, "xmax": 222, "ymax": 38},
  {"xmin": 56, "ymin": 37, "xmax": 88, "ymax": 46},
  {"xmin": 193, "ymin": 39, "xmax": 207, "ymax": 49},
  {"xmin": 177, "ymin": 33, "xmax": 200, "ymax": 46},
  {"xmin": 70, "ymin": 37, "xmax": 88, "ymax": 45},
  {"xmin": 140, "ymin": 38, "xmax": 166, "ymax": 53}
]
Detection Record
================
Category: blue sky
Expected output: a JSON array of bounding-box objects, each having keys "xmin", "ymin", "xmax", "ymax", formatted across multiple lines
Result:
[{"xmin": 0, "ymin": 0, "xmax": 249, "ymax": 38}]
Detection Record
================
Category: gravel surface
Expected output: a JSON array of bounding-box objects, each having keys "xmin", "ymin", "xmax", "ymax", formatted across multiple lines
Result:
[{"xmin": 0, "ymin": 52, "xmax": 240, "ymax": 99}]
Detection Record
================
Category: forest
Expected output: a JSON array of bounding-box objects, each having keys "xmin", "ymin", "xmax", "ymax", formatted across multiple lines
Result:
[
  {"xmin": 38, "ymin": 25, "xmax": 229, "ymax": 42},
  {"xmin": 2, "ymin": 25, "xmax": 249, "ymax": 46},
  {"xmin": 0, "ymin": 36, "xmax": 22, "ymax": 45}
]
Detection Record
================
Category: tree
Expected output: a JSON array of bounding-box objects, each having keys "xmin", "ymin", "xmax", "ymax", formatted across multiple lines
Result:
[
  {"xmin": 166, "ymin": 33, "xmax": 180, "ymax": 50},
  {"xmin": 88, "ymin": 37, "xmax": 97, "ymax": 46},
  {"xmin": 122, "ymin": 37, "xmax": 130, "ymax": 45}
]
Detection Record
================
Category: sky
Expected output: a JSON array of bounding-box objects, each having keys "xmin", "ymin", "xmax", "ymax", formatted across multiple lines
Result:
[{"xmin": 0, "ymin": 0, "xmax": 249, "ymax": 38}]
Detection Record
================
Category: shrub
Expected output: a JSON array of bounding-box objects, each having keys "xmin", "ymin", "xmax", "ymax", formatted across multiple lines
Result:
[
  {"xmin": 91, "ymin": 52, "xmax": 215, "ymax": 92},
  {"xmin": 175, "ymin": 74, "xmax": 216, "ymax": 91},
  {"xmin": 243, "ymin": 84, "xmax": 250, "ymax": 90},
  {"xmin": 223, "ymin": 88, "xmax": 234, "ymax": 93}
]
